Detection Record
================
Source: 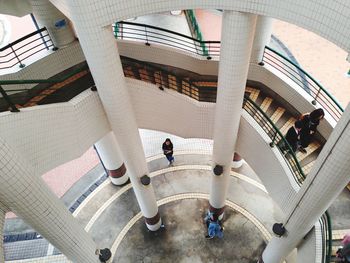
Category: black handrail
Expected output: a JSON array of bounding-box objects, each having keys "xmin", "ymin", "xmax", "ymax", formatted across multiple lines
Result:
[
  {"xmin": 0, "ymin": 28, "xmax": 47, "ymax": 51},
  {"xmin": 113, "ymin": 21, "xmax": 343, "ymax": 122},
  {"xmin": 114, "ymin": 21, "xmax": 220, "ymax": 59},
  {"xmin": 242, "ymin": 97, "xmax": 305, "ymax": 185},
  {"xmin": 0, "ymin": 27, "xmax": 54, "ymax": 70},
  {"xmin": 262, "ymin": 46, "xmax": 344, "ymax": 121}
]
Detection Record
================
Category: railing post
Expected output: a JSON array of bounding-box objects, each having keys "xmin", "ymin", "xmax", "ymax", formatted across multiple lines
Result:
[
  {"xmin": 269, "ymin": 129, "xmax": 278, "ymax": 147},
  {"xmin": 0, "ymin": 85, "xmax": 20, "ymax": 112},
  {"xmin": 145, "ymin": 26, "xmax": 150, "ymax": 46},
  {"xmin": 207, "ymin": 42, "xmax": 212, "ymax": 60},
  {"xmin": 258, "ymin": 46, "xmax": 265, "ymax": 66},
  {"xmin": 11, "ymin": 47, "xmax": 25, "ymax": 68},
  {"xmin": 312, "ymin": 89, "xmax": 321, "ymax": 105}
]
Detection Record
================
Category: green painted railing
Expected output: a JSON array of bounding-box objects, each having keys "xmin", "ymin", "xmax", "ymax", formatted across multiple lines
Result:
[
  {"xmin": 243, "ymin": 97, "xmax": 306, "ymax": 185},
  {"xmin": 184, "ymin": 10, "xmax": 209, "ymax": 56},
  {"xmin": 262, "ymin": 46, "xmax": 344, "ymax": 121}
]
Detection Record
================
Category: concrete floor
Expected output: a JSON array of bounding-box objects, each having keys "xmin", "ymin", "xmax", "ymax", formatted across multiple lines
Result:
[{"xmin": 115, "ymin": 199, "xmax": 266, "ymax": 263}]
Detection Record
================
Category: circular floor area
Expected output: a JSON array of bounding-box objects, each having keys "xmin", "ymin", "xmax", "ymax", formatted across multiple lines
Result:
[{"xmin": 114, "ymin": 199, "xmax": 266, "ymax": 263}]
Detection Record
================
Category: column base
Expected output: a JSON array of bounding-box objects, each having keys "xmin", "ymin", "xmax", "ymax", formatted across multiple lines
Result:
[
  {"xmin": 108, "ymin": 164, "xmax": 129, "ymax": 186},
  {"xmin": 232, "ymin": 152, "xmax": 243, "ymax": 168},
  {"xmin": 110, "ymin": 174, "xmax": 129, "ymax": 186},
  {"xmin": 145, "ymin": 212, "xmax": 162, "ymax": 231},
  {"xmin": 98, "ymin": 248, "xmax": 112, "ymax": 262},
  {"xmin": 209, "ymin": 204, "xmax": 225, "ymax": 220}
]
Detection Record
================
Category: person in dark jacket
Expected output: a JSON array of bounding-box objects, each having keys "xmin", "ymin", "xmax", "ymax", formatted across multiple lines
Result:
[
  {"xmin": 298, "ymin": 108, "xmax": 325, "ymax": 153},
  {"xmin": 162, "ymin": 138, "xmax": 174, "ymax": 165},
  {"xmin": 285, "ymin": 120, "xmax": 303, "ymax": 152}
]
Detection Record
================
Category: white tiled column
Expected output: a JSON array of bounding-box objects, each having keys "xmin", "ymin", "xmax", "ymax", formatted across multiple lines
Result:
[
  {"xmin": 250, "ymin": 16, "xmax": 273, "ymax": 64},
  {"xmin": 73, "ymin": 24, "xmax": 161, "ymax": 231},
  {"xmin": 209, "ymin": 11, "xmax": 257, "ymax": 218},
  {"xmin": 260, "ymin": 104, "xmax": 350, "ymax": 263},
  {"xmin": 95, "ymin": 132, "xmax": 129, "ymax": 185},
  {"xmin": 0, "ymin": 202, "xmax": 7, "ymax": 263},
  {"xmin": 30, "ymin": 0, "xmax": 75, "ymax": 48},
  {"xmin": 0, "ymin": 138, "xmax": 100, "ymax": 263}
]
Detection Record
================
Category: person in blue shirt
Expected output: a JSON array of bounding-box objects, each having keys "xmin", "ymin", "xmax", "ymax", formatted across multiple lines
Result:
[{"xmin": 204, "ymin": 212, "xmax": 224, "ymax": 239}]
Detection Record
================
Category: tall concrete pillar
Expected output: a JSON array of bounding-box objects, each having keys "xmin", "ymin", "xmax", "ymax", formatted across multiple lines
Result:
[
  {"xmin": 259, "ymin": 104, "xmax": 350, "ymax": 263},
  {"xmin": 0, "ymin": 137, "xmax": 101, "ymax": 263},
  {"xmin": 209, "ymin": 11, "xmax": 257, "ymax": 218},
  {"xmin": 0, "ymin": 202, "xmax": 8, "ymax": 263},
  {"xmin": 94, "ymin": 132, "xmax": 129, "ymax": 185},
  {"xmin": 30, "ymin": 0, "xmax": 75, "ymax": 48},
  {"xmin": 250, "ymin": 16, "xmax": 273, "ymax": 64},
  {"xmin": 72, "ymin": 25, "xmax": 161, "ymax": 231}
]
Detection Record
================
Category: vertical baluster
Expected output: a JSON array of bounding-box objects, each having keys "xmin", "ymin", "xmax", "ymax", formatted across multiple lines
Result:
[
  {"xmin": 207, "ymin": 42, "xmax": 212, "ymax": 60},
  {"xmin": 258, "ymin": 46, "xmax": 266, "ymax": 66},
  {"xmin": 269, "ymin": 129, "xmax": 278, "ymax": 147},
  {"xmin": 145, "ymin": 25, "xmax": 150, "ymax": 46},
  {"xmin": 11, "ymin": 47, "xmax": 25, "ymax": 68},
  {"xmin": 0, "ymin": 85, "xmax": 20, "ymax": 112}
]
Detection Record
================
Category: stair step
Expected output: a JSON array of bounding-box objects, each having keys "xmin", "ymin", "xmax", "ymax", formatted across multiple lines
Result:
[
  {"xmin": 275, "ymin": 111, "xmax": 293, "ymax": 130},
  {"xmin": 270, "ymin": 107, "xmax": 286, "ymax": 124},
  {"xmin": 332, "ymin": 229, "xmax": 350, "ymax": 240},
  {"xmin": 246, "ymin": 87, "xmax": 260, "ymax": 102},
  {"xmin": 280, "ymin": 117, "xmax": 296, "ymax": 134},
  {"xmin": 301, "ymin": 159, "xmax": 316, "ymax": 175},
  {"xmin": 260, "ymin": 97, "xmax": 273, "ymax": 113},
  {"xmin": 296, "ymin": 141, "xmax": 321, "ymax": 161}
]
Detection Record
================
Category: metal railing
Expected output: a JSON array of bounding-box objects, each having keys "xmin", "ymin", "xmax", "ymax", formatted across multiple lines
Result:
[
  {"xmin": 113, "ymin": 22, "xmax": 343, "ymax": 123},
  {"xmin": 242, "ymin": 97, "xmax": 306, "ymax": 185},
  {"xmin": 262, "ymin": 46, "xmax": 344, "ymax": 121},
  {"xmin": 0, "ymin": 64, "xmax": 90, "ymax": 112},
  {"xmin": 320, "ymin": 211, "xmax": 332, "ymax": 263},
  {"xmin": 0, "ymin": 27, "xmax": 54, "ymax": 70},
  {"xmin": 184, "ymin": 10, "xmax": 208, "ymax": 55},
  {"xmin": 113, "ymin": 21, "xmax": 220, "ymax": 59}
]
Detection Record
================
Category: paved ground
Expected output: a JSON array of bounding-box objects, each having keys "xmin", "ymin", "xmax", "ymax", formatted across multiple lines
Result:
[{"xmin": 115, "ymin": 199, "xmax": 266, "ymax": 263}]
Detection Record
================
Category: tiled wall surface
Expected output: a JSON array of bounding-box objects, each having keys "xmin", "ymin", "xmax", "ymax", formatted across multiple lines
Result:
[
  {"xmin": 0, "ymin": 77, "xmax": 296, "ymax": 215},
  {"xmin": 50, "ymin": 0, "xmax": 349, "ymax": 53},
  {"xmin": 128, "ymin": 78, "xmax": 215, "ymax": 139},
  {"xmin": 0, "ymin": 203, "xmax": 6, "ymax": 263},
  {"xmin": 0, "ymin": 41, "xmax": 85, "ymax": 91},
  {"xmin": 0, "ymin": 136, "xmax": 99, "ymax": 263},
  {"xmin": 0, "ymin": 89, "xmax": 110, "ymax": 176},
  {"xmin": 117, "ymin": 40, "xmax": 219, "ymax": 75},
  {"xmin": 296, "ymin": 223, "xmax": 317, "ymax": 263},
  {"xmin": 236, "ymin": 111, "xmax": 300, "ymax": 213},
  {"xmin": 130, "ymin": 78, "xmax": 297, "ymax": 212}
]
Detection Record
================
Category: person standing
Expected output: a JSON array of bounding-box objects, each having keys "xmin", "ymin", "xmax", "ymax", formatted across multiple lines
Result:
[{"xmin": 162, "ymin": 138, "xmax": 174, "ymax": 166}]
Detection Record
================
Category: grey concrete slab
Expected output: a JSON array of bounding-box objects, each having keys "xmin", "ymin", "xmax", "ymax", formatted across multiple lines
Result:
[
  {"xmin": 75, "ymin": 182, "xmax": 122, "ymax": 228},
  {"xmin": 61, "ymin": 164, "xmax": 104, "ymax": 208},
  {"xmin": 328, "ymin": 189, "xmax": 350, "ymax": 230},
  {"xmin": 89, "ymin": 190, "xmax": 141, "ymax": 248},
  {"xmin": 114, "ymin": 199, "xmax": 266, "ymax": 263},
  {"xmin": 87, "ymin": 168, "xmax": 282, "ymax": 258},
  {"xmin": 4, "ymin": 239, "xmax": 49, "ymax": 261}
]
